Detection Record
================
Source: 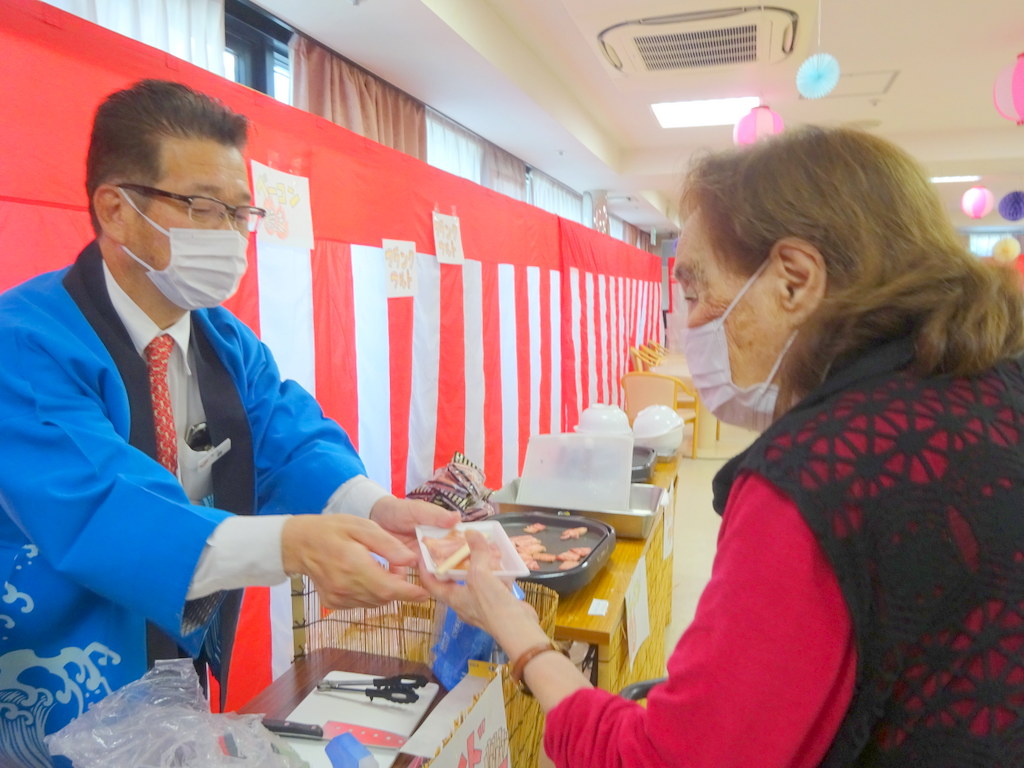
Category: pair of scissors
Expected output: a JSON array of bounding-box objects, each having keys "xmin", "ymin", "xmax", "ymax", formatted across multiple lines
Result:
[{"xmin": 316, "ymin": 674, "xmax": 428, "ymax": 704}]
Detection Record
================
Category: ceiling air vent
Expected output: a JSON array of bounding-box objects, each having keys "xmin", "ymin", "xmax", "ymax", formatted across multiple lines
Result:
[{"xmin": 599, "ymin": 6, "xmax": 798, "ymax": 74}]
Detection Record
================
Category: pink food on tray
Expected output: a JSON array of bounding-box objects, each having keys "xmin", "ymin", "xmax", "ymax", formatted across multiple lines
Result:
[
  {"xmin": 559, "ymin": 526, "xmax": 589, "ymax": 540},
  {"xmin": 422, "ymin": 529, "xmax": 501, "ymax": 572}
]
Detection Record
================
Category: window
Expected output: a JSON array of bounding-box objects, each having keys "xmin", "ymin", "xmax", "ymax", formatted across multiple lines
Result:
[
  {"xmin": 968, "ymin": 231, "xmax": 1022, "ymax": 258},
  {"xmin": 224, "ymin": 0, "xmax": 293, "ymax": 104}
]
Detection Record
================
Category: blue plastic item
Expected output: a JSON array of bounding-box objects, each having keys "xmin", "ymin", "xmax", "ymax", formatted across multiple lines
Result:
[{"xmin": 325, "ymin": 732, "xmax": 379, "ymax": 768}]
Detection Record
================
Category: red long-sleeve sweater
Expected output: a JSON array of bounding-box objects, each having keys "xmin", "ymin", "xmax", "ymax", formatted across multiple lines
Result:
[{"xmin": 544, "ymin": 471, "xmax": 857, "ymax": 768}]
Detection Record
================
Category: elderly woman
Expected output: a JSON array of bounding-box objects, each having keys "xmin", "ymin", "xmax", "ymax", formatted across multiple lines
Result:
[{"xmin": 424, "ymin": 126, "xmax": 1024, "ymax": 768}]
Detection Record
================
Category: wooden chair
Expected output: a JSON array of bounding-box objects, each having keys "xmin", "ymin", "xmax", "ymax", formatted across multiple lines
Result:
[
  {"xmin": 643, "ymin": 340, "xmax": 668, "ymax": 359},
  {"xmin": 621, "ymin": 371, "xmax": 701, "ymax": 458},
  {"xmin": 629, "ymin": 345, "xmax": 661, "ymax": 372}
]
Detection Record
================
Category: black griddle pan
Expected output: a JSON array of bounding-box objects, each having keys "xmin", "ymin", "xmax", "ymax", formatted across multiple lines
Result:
[{"xmin": 497, "ymin": 512, "xmax": 615, "ymax": 595}]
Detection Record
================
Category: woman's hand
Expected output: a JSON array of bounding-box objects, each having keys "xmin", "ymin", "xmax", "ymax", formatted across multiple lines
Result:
[
  {"xmin": 423, "ymin": 529, "xmax": 592, "ymax": 710},
  {"xmin": 421, "ymin": 530, "xmax": 551, "ymax": 658}
]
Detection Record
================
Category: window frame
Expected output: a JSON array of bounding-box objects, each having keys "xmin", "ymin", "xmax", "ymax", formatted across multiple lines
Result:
[{"xmin": 225, "ymin": 0, "xmax": 293, "ymax": 100}]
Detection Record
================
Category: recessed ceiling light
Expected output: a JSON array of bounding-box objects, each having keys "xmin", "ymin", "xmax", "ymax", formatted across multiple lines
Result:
[
  {"xmin": 651, "ymin": 97, "xmax": 760, "ymax": 129},
  {"xmin": 929, "ymin": 175, "xmax": 981, "ymax": 184}
]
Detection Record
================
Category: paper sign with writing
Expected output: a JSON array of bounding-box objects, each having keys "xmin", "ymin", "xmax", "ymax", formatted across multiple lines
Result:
[
  {"xmin": 433, "ymin": 211, "xmax": 465, "ymax": 265},
  {"xmin": 625, "ymin": 554, "xmax": 651, "ymax": 668},
  {"xmin": 662, "ymin": 486, "xmax": 675, "ymax": 560},
  {"xmin": 426, "ymin": 673, "xmax": 508, "ymax": 768},
  {"xmin": 251, "ymin": 160, "xmax": 315, "ymax": 250},
  {"xmin": 382, "ymin": 239, "xmax": 417, "ymax": 298}
]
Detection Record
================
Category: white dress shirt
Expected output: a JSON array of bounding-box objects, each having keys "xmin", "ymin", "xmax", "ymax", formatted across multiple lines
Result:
[{"xmin": 102, "ymin": 263, "xmax": 388, "ymax": 598}]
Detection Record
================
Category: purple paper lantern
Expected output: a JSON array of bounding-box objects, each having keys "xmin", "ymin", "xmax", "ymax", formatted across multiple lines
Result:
[
  {"xmin": 994, "ymin": 52, "xmax": 1024, "ymax": 125},
  {"xmin": 998, "ymin": 190, "xmax": 1024, "ymax": 221},
  {"xmin": 961, "ymin": 186, "xmax": 995, "ymax": 219},
  {"xmin": 733, "ymin": 106, "xmax": 784, "ymax": 146}
]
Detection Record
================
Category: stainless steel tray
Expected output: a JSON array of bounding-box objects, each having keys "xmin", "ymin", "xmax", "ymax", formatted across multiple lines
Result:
[{"xmin": 492, "ymin": 478, "xmax": 665, "ymax": 540}]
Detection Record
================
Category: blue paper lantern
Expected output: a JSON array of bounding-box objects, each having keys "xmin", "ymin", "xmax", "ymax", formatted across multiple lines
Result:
[
  {"xmin": 796, "ymin": 53, "xmax": 841, "ymax": 99},
  {"xmin": 998, "ymin": 190, "xmax": 1024, "ymax": 222}
]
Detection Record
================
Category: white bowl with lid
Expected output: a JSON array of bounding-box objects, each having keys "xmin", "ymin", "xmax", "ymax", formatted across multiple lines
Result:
[
  {"xmin": 574, "ymin": 403, "xmax": 632, "ymax": 436},
  {"xmin": 632, "ymin": 405, "xmax": 684, "ymax": 456}
]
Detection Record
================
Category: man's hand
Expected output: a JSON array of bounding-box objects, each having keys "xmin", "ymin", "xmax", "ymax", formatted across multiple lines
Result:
[
  {"xmin": 369, "ymin": 495, "xmax": 459, "ymax": 548},
  {"xmin": 281, "ymin": 514, "xmax": 429, "ymax": 609}
]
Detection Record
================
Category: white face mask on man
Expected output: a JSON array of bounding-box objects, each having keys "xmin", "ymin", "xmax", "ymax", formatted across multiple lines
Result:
[
  {"xmin": 119, "ymin": 189, "xmax": 249, "ymax": 310},
  {"xmin": 682, "ymin": 258, "xmax": 796, "ymax": 433}
]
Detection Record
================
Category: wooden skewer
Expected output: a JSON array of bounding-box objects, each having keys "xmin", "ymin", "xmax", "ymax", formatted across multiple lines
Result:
[{"xmin": 434, "ymin": 542, "xmax": 471, "ymax": 575}]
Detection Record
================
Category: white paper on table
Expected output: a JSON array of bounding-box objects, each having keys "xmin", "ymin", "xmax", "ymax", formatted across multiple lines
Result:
[
  {"xmin": 278, "ymin": 670, "xmax": 439, "ymax": 768},
  {"xmin": 625, "ymin": 554, "xmax": 651, "ymax": 668},
  {"xmin": 423, "ymin": 674, "xmax": 508, "ymax": 768},
  {"xmin": 662, "ymin": 486, "xmax": 675, "ymax": 560}
]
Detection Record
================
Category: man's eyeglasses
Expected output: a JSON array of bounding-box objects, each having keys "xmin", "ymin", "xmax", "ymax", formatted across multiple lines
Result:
[{"xmin": 117, "ymin": 183, "xmax": 267, "ymax": 233}]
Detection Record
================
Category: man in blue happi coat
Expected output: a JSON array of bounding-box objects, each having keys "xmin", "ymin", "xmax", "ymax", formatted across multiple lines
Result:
[{"xmin": 0, "ymin": 79, "xmax": 455, "ymax": 767}]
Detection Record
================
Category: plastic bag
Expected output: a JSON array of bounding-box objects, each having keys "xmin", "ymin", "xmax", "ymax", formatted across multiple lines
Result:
[
  {"xmin": 408, "ymin": 452, "xmax": 495, "ymax": 521},
  {"xmin": 431, "ymin": 582, "xmax": 524, "ymax": 689},
  {"xmin": 44, "ymin": 659, "xmax": 306, "ymax": 768}
]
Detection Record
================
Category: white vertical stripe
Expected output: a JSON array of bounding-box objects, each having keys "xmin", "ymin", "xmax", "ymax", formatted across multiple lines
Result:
[
  {"xmin": 626, "ymin": 278, "xmax": 634, "ymax": 348},
  {"xmin": 350, "ymin": 245, "xmax": 391, "ymax": 489},
  {"xmin": 269, "ymin": 581, "xmax": 291, "ymax": 679},
  {"xmin": 585, "ymin": 272, "xmax": 598, "ymax": 408},
  {"xmin": 498, "ymin": 264, "xmax": 519, "ymax": 483},
  {"xmin": 637, "ymin": 280, "xmax": 649, "ymax": 348},
  {"xmin": 254, "ymin": 243, "xmax": 315, "ymax": 683},
  {"xmin": 527, "ymin": 266, "xmax": 542, "ymax": 439},
  {"xmin": 255, "ymin": 243, "xmax": 316, "ymax": 394},
  {"xmin": 549, "ymin": 269, "xmax": 562, "ymax": 433},
  {"xmin": 597, "ymin": 275, "xmax": 608, "ymax": 404},
  {"xmin": 570, "ymin": 268, "xmax": 583, "ymax": 420},
  {"xmin": 462, "ymin": 260, "xmax": 486, "ymax": 468},
  {"xmin": 406, "ymin": 253, "xmax": 441, "ymax": 490},
  {"xmin": 608, "ymin": 276, "xmax": 619, "ymax": 405}
]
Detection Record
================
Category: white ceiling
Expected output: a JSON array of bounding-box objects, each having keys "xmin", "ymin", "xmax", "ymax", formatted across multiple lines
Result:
[{"xmin": 252, "ymin": 0, "xmax": 1024, "ymax": 237}]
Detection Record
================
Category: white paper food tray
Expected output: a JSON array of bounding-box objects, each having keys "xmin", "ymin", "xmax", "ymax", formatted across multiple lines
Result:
[{"xmin": 416, "ymin": 520, "xmax": 530, "ymax": 580}]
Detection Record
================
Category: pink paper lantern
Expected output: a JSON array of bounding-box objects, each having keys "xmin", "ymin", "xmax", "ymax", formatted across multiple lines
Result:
[
  {"xmin": 733, "ymin": 105, "xmax": 784, "ymax": 145},
  {"xmin": 993, "ymin": 52, "xmax": 1024, "ymax": 125},
  {"xmin": 961, "ymin": 186, "xmax": 995, "ymax": 219}
]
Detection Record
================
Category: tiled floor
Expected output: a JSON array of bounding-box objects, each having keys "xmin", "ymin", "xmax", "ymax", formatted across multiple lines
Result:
[{"xmin": 666, "ymin": 422, "xmax": 758, "ymax": 655}]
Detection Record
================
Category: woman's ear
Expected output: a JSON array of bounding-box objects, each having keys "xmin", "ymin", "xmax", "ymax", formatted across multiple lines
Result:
[{"xmin": 769, "ymin": 237, "xmax": 826, "ymax": 322}]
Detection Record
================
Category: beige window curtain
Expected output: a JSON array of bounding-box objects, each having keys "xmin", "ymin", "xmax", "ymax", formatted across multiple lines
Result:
[
  {"xmin": 290, "ymin": 35, "xmax": 426, "ymax": 161},
  {"xmin": 482, "ymin": 144, "xmax": 527, "ymax": 201},
  {"xmin": 621, "ymin": 221, "xmax": 656, "ymax": 253},
  {"xmin": 622, "ymin": 221, "xmax": 640, "ymax": 247}
]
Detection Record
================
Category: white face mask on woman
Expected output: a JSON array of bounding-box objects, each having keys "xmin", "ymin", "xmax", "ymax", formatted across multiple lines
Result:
[
  {"xmin": 682, "ymin": 259, "xmax": 796, "ymax": 432},
  {"xmin": 119, "ymin": 189, "xmax": 249, "ymax": 310}
]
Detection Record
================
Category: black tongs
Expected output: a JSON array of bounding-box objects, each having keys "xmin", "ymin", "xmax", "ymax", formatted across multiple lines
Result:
[{"xmin": 316, "ymin": 673, "xmax": 428, "ymax": 704}]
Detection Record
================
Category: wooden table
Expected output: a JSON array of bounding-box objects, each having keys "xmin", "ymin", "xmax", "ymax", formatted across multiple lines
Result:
[
  {"xmin": 239, "ymin": 648, "xmax": 440, "ymax": 768},
  {"xmin": 552, "ymin": 454, "xmax": 678, "ymax": 693}
]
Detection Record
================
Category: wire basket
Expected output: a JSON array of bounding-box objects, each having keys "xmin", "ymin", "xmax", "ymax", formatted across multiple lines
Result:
[{"xmin": 293, "ymin": 571, "xmax": 559, "ymax": 768}]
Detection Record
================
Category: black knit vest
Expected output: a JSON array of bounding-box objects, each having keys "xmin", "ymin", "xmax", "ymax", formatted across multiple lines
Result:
[{"xmin": 713, "ymin": 338, "xmax": 1024, "ymax": 767}]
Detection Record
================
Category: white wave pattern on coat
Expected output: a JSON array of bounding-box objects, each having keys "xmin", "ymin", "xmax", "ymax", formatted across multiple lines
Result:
[{"xmin": 0, "ymin": 643, "xmax": 122, "ymax": 768}]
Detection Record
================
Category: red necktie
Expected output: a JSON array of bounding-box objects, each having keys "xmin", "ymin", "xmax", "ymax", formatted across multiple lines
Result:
[{"xmin": 145, "ymin": 334, "xmax": 178, "ymax": 474}]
